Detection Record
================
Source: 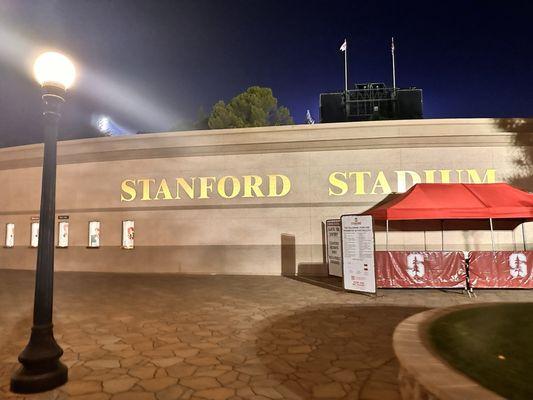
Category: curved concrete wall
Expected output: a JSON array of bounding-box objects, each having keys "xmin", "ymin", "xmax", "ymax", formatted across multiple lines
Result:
[{"xmin": 0, "ymin": 118, "xmax": 531, "ymax": 274}]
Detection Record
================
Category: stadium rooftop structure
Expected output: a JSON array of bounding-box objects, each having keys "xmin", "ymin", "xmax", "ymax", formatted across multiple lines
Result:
[{"xmin": 319, "ymin": 82, "xmax": 423, "ymax": 123}]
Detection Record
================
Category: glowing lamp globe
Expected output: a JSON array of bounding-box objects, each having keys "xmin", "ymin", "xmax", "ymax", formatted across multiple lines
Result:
[{"xmin": 33, "ymin": 52, "xmax": 76, "ymax": 90}]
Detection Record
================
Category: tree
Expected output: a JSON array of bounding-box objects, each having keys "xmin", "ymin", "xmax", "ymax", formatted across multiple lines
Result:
[
  {"xmin": 168, "ymin": 107, "xmax": 210, "ymax": 132},
  {"xmin": 208, "ymin": 86, "xmax": 294, "ymax": 129}
]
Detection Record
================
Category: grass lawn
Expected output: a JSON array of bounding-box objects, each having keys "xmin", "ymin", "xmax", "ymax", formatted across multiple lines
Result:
[{"xmin": 428, "ymin": 303, "xmax": 533, "ymax": 400}]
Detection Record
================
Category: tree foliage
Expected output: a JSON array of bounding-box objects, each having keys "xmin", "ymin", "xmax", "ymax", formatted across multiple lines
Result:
[{"xmin": 208, "ymin": 86, "xmax": 294, "ymax": 129}]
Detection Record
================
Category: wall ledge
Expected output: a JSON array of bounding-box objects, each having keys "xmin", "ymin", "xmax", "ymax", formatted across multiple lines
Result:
[{"xmin": 393, "ymin": 304, "xmax": 503, "ymax": 400}]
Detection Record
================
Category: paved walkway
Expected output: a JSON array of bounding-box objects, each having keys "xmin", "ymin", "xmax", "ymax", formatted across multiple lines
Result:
[{"xmin": 0, "ymin": 270, "xmax": 531, "ymax": 400}]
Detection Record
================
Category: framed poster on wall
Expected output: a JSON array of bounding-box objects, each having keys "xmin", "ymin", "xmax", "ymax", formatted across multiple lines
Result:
[
  {"xmin": 5, "ymin": 223, "xmax": 15, "ymax": 247},
  {"xmin": 57, "ymin": 221, "xmax": 69, "ymax": 248},
  {"xmin": 122, "ymin": 220, "xmax": 134, "ymax": 249},
  {"xmin": 325, "ymin": 219, "xmax": 342, "ymax": 277},
  {"xmin": 88, "ymin": 221, "xmax": 100, "ymax": 248},
  {"xmin": 340, "ymin": 214, "xmax": 376, "ymax": 294},
  {"xmin": 30, "ymin": 222, "xmax": 39, "ymax": 248}
]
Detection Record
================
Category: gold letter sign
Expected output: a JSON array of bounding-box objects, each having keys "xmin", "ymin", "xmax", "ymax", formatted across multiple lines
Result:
[{"xmin": 120, "ymin": 169, "xmax": 497, "ymax": 202}]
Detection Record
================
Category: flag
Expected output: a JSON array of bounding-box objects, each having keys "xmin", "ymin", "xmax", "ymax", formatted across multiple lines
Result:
[
  {"xmin": 305, "ymin": 110, "xmax": 315, "ymax": 124},
  {"xmin": 339, "ymin": 39, "xmax": 347, "ymax": 52}
]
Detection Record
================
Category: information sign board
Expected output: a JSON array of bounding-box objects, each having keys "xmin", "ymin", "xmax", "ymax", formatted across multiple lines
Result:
[
  {"xmin": 88, "ymin": 221, "xmax": 101, "ymax": 247},
  {"xmin": 341, "ymin": 215, "xmax": 376, "ymax": 293},
  {"xmin": 57, "ymin": 221, "xmax": 69, "ymax": 248},
  {"xmin": 326, "ymin": 219, "xmax": 342, "ymax": 277},
  {"xmin": 30, "ymin": 222, "xmax": 39, "ymax": 248},
  {"xmin": 5, "ymin": 223, "xmax": 14, "ymax": 247},
  {"xmin": 122, "ymin": 220, "xmax": 135, "ymax": 249}
]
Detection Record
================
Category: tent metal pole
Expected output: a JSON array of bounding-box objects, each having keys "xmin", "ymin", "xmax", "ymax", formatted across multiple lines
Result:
[
  {"xmin": 489, "ymin": 218, "xmax": 495, "ymax": 252},
  {"xmin": 386, "ymin": 220, "xmax": 389, "ymax": 251},
  {"xmin": 424, "ymin": 230, "xmax": 427, "ymax": 251},
  {"xmin": 512, "ymin": 229, "xmax": 517, "ymax": 251},
  {"xmin": 441, "ymin": 220, "xmax": 444, "ymax": 251},
  {"xmin": 522, "ymin": 223, "xmax": 527, "ymax": 251}
]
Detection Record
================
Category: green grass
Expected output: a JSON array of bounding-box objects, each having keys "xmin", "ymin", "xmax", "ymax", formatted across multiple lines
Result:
[{"xmin": 428, "ymin": 303, "xmax": 533, "ymax": 400}]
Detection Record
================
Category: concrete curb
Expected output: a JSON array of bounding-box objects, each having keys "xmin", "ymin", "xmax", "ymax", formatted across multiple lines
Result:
[{"xmin": 393, "ymin": 304, "xmax": 504, "ymax": 400}]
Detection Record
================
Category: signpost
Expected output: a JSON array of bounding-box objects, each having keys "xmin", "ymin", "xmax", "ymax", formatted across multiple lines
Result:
[
  {"xmin": 340, "ymin": 215, "xmax": 376, "ymax": 293},
  {"xmin": 325, "ymin": 219, "xmax": 343, "ymax": 277}
]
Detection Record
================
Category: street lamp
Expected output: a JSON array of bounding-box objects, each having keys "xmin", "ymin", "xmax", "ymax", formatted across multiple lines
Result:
[{"xmin": 10, "ymin": 51, "xmax": 75, "ymax": 394}]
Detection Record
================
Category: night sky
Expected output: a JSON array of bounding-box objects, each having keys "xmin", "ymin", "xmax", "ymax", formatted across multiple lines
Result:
[{"xmin": 0, "ymin": 0, "xmax": 532, "ymax": 147}]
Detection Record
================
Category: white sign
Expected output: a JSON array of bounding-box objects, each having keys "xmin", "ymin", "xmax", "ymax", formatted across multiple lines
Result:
[
  {"xmin": 31, "ymin": 222, "xmax": 39, "ymax": 248},
  {"xmin": 122, "ymin": 220, "xmax": 135, "ymax": 249},
  {"xmin": 326, "ymin": 219, "xmax": 342, "ymax": 277},
  {"xmin": 88, "ymin": 221, "xmax": 101, "ymax": 247},
  {"xmin": 341, "ymin": 215, "xmax": 376, "ymax": 293},
  {"xmin": 57, "ymin": 221, "xmax": 69, "ymax": 248},
  {"xmin": 5, "ymin": 223, "xmax": 14, "ymax": 247}
]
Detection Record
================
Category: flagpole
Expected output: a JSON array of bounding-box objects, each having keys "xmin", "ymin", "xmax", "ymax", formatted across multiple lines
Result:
[
  {"xmin": 391, "ymin": 37, "xmax": 396, "ymax": 90},
  {"xmin": 344, "ymin": 39, "xmax": 348, "ymax": 92}
]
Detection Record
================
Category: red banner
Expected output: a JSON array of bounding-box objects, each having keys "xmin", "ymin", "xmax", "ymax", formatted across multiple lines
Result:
[
  {"xmin": 469, "ymin": 251, "xmax": 533, "ymax": 288},
  {"xmin": 375, "ymin": 251, "xmax": 466, "ymax": 288}
]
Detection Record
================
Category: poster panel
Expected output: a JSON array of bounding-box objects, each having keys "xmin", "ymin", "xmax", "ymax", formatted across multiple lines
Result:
[
  {"xmin": 5, "ymin": 223, "xmax": 14, "ymax": 247},
  {"xmin": 375, "ymin": 251, "xmax": 466, "ymax": 288},
  {"xmin": 57, "ymin": 221, "xmax": 69, "ymax": 248},
  {"xmin": 469, "ymin": 251, "xmax": 533, "ymax": 288},
  {"xmin": 122, "ymin": 220, "xmax": 135, "ymax": 249},
  {"xmin": 30, "ymin": 222, "xmax": 39, "ymax": 248},
  {"xmin": 88, "ymin": 221, "xmax": 101, "ymax": 247},
  {"xmin": 341, "ymin": 215, "xmax": 376, "ymax": 293},
  {"xmin": 325, "ymin": 219, "xmax": 342, "ymax": 277}
]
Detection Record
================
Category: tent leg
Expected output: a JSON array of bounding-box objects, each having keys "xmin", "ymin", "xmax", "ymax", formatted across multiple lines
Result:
[
  {"xmin": 386, "ymin": 220, "xmax": 389, "ymax": 251},
  {"xmin": 512, "ymin": 229, "xmax": 516, "ymax": 251},
  {"xmin": 424, "ymin": 230, "xmax": 427, "ymax": 251},
  {"xmin": 440, "ymin": 220, "xmax": 444, "ymax": 251},
  {"xmin": 489, "ymin": 218, "xmax": 495, "ymax": 252},
  {"xmin": 522, "ymin": 223, "xmax": 527, "ymax": 251}
]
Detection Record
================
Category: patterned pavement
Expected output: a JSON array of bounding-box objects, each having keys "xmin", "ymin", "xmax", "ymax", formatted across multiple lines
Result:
[{"xmin": 0, "ymin": 270, "xmax": 531, "ymax": 400}]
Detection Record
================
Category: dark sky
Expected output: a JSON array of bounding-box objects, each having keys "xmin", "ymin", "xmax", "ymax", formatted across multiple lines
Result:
[{"xmin": 0, "ymin": 0, "xmax": 532, "ymax": 147}]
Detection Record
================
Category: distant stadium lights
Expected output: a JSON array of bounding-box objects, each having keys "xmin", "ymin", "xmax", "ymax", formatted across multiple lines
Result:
[
  {"xmin": 97, "ymin": 116, "xmax": 111, "ymax": 133},
  {"xmin": 92, "ymin": 114, "xmax": 133, "ymax": 136}
]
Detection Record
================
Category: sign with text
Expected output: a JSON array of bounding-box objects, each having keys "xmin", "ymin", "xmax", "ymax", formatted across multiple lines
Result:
[
  {"xmin": 119, "ymin": 168, "xmax": 497, "ymax": 203},
  {"xmin": 341, "ymin": 215, "xmax": 376, "ymax": 293},
  {"xmin": 88, "ymin": 221, "xmax": 101, "ymax": 248},
  {"xmin": 30, "ymin": 222, "xmax": 39, "ymax": 248},
  {"xmin": 325, "ymin": 219, "xmax": 342, "ymax": 277},
  {"xmin": 122, "ymin": 220, "xmax": 135, "ymax": 249},
  {"xmin": 57, "ymin": 221, "xmax": 69, "ymax": 248},
  {"xmin": 5, "ymin": 223, "xmax": 14, "ymax": 247}
]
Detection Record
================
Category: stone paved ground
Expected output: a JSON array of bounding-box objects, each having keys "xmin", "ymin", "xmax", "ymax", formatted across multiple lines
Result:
[{"xmin": 0, "ymin": 270, "xmax": 531, "ymax": 400}]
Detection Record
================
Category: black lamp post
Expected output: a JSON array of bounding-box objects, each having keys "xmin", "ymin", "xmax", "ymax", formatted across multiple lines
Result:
[{"xmin": 10, "ymin": 52, "xmax": 75, "ymax": 394}]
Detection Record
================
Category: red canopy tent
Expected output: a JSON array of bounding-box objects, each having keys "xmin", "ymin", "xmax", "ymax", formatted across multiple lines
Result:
[
  {"xmin": 364, "ymin": 183, "xmax": 533, "ymax": 221},
  {"xmin": 361, "ymin": 183, "xmax": 533, "ymax": 289},
  {"xmin": 364, "ymin": 183, "xmax": 533, "ymax": 250}
]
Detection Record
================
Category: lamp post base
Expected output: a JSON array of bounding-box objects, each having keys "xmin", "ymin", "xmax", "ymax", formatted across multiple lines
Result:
[
  {"xmin": 10, "ymin": 361, "xmax": 68, "ymax": 394},
  {"xmin": 10, "ymin": 324, "xmax": 68, "ymax": 394}
]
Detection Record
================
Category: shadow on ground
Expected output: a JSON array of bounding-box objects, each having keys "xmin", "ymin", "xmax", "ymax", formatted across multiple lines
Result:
[
  {"xmin": 254, "ymin": 305, "xmax": 426, "ymax": 400},
  {"xmin": 2, "ymin": 271, "xmax": 529, "ymax": 400}
]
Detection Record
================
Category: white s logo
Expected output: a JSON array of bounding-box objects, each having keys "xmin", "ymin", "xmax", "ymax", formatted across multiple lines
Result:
[
  {"xmin": 407, "ymin": 253, "xmax": 425, "ymax": 278},
  {"xmin": 509, "ymin": 253, "xmax": 527, "ymax": 278}
]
